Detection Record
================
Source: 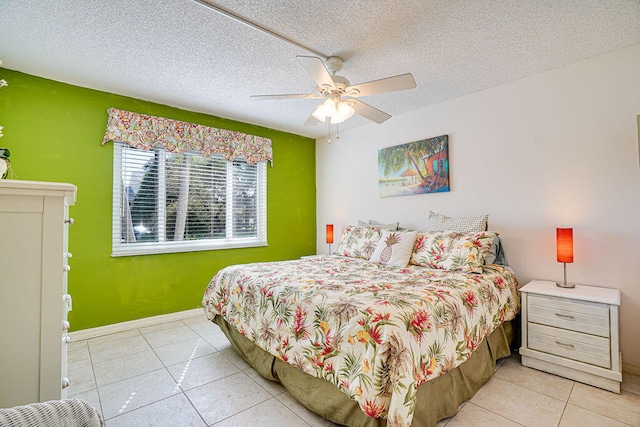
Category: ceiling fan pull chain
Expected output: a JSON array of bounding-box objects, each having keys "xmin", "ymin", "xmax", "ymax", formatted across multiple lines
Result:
[
  {"xmin": 327, "ymin": 120, "xmax": 332, "ymax": 144},
  {"xmin": 336, "ymin": 121, "xmax": 340, "ymax": 140}
]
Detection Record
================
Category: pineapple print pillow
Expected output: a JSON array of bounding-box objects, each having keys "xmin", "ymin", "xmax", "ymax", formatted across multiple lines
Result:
[
  {"xmin": 369, "ymin": 230, "xmax": 418, "ymax": 268},
  {"xmin": 335, "ymin": 225, "xmax": 384, "ymax": 259},
  {"xmin": 410, "ymin": 230, "xmax": 497, "ymax": 273}
]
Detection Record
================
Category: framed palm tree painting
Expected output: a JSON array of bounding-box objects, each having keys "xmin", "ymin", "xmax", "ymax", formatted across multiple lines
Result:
[{"xmin": 378, "ymin": 135, "xmax": 449, "ymax": 197}]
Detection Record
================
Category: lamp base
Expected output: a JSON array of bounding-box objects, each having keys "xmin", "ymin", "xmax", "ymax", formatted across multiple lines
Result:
[
  {"xmin": 556, "ymin": 262, "xmax": 574, "ymax": 288},
  {"xmin": 556, "ymin": 282, "xmax": 575, "ymax": 288}
]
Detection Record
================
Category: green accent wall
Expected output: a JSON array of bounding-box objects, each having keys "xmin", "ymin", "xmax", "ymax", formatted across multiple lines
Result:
[{"xmin": 0, "ymin": 68, "xmax": 316, "ymax": 330}]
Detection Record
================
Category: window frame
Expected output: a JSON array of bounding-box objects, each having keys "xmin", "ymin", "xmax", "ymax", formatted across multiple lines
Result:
[{"xmin": 111, "ymin": 142, "xmax": 267, "ymax": 257}]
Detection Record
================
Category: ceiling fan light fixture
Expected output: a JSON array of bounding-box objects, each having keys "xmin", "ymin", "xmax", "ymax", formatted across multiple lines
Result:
[
  {"xmin": 336, "ymin": 100, "xmax": 355, "ymax": 121},
  {"xmin": 312, "ymin": 99, "xmax": 355, "ymax": 124}
]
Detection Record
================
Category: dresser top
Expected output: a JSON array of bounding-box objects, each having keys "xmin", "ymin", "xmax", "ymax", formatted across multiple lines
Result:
[
  {"xmin": 0, "ymin": 180, "xmax": 76, "ymax": 204},
  {"xmin": 520, "ymin": 280, "xmax": 620, "ymax": 305}
]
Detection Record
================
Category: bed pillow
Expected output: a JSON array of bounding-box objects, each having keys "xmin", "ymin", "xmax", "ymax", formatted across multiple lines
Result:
[
  {"xmin": 484, "ymin": 236, "xmax": 509, "ymax": 266},
  {"xmin": 410, "ymin": 230, "xmax": 497, "ymax": 273},
  {"xmin": 335, "ymin": 225, "xmax": 383, "ymax": 259},
  {"xmin": 357, "ymin": 219, "xmax": 399, "ymax": 231},
  {"xmin": 427, "ymin": 211, "xmax": 488, "ymax": 233},
  {"xmin": 369, "ymin": 230, "xmax": 418, "ymax": 268}
]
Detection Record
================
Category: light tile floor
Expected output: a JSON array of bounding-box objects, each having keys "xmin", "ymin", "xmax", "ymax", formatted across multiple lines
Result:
[{"xmin": 68, "ymin": 315, "xmax": 640, "ymax": 426}]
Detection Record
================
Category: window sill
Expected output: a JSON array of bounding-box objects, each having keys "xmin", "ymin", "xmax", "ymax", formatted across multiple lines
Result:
[{"xmin": 111, "ymin": 239, "xmax": 267, "ymax": 257}]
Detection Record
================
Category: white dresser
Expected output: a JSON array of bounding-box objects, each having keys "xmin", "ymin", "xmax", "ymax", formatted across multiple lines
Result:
[
  {"xmin": 519, "ymin": 280, "xmax": 621, "ymax": 393},
  {"xmin": 0, "ymin": 180, "xmax": 76, "ymax": 407}
]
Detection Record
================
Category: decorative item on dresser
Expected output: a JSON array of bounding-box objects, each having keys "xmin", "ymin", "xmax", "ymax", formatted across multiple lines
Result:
[
  {"xmin": 0, "ymin": 148, "xmax": 10, "ymax": 179},
  {"xmin": 0, "ymin": 59, "xmax": 10, "ymax": 180},
  {"xmin": 519, "ymin": 280, "xmax": 622, "ymax": 393},
  {"xmin": 0, "ymin": 59, "xmax": 7, "ymax": 142},
  {"xmin": 0, "ymin": 180, "xmax": 76, "ymax": 407}
]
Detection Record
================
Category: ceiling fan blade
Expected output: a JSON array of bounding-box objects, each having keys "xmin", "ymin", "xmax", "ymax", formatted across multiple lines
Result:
[
  {"xmin": 303, "ymin": 114, "xmax": 321, "ymax": 127},
  {"xmin": 251, "ymin": 93, "xmax": 323, "ymax": 100},
  {"xmin": 351, "ymin": 99, "xmax": 392, "ymax": 124},
  {"xmin": 296, "ymin": 55, "xmax": 336, "ymax": 91},
  {"xmin": 346, "ymin": 73, "xmax": 416, "ymax": 97}
]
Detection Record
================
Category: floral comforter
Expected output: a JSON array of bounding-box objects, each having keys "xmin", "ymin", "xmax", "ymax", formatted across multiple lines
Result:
[{"xmin": 202, "ymin": 256, "xmax": 520, "ymax": 427}]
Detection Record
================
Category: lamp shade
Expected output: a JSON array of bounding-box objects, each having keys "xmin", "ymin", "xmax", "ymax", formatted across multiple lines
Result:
[
  {"xmin": 326, "ymin": 224, "xmax": 334, "ymax": 245},
  {"xmin": 312, "ymin": 99, "xmax": 355, "ymax": 124},
  {"xmin": 556, "ymin": 228, "xmax": 573, "ymax": 263}
]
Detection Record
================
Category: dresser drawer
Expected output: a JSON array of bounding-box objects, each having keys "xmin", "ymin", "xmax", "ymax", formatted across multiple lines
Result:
[
  {"xmin": 527, "ymin": 294, "xmax": 610, "ymax": 337},
  {"xmin": 528, "ymin": 322, "xmax": 611, "ymax": 368}
]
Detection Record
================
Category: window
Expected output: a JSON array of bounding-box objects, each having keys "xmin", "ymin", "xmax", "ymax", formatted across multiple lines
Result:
[{"xmin": 112, "ymin": 142, "xmax": 266, "ymax": 256}]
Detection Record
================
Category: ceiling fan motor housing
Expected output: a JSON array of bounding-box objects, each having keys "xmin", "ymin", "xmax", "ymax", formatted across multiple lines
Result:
[
  {"xmin": 324, "ymin": 56, "xmax": 352, "ymax": 93},
  {"xmin": 318, "ymin": 79, "xmax": 350, "ymax": 97},
  {"xmin": 326, "ymin": 56, "xmax": 343, "ymax": 73}
]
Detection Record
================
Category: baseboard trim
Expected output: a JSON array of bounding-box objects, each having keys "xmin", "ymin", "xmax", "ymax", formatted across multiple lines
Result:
[
  {"xmin": 69, "ymin": 308, "xmax": 204, "ymax": 341},
  {"xmin": 623, "ymin": 360, "xmax": 640, "ymax": 376}
]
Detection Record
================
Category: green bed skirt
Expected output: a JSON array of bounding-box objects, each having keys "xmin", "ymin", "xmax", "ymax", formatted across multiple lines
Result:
[{"xmin": 213, "ymin": 315, "xmax": 514, "ymax": 427}]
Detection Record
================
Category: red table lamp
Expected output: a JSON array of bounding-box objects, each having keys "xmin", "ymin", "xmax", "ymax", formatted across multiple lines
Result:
[
  {"xmin": 326, "ymin": 224, "xmax": 334, "ymax": 254},
  {"xmin": 556, "ymin": 228, "xmax": 574, "ymax": 288}
]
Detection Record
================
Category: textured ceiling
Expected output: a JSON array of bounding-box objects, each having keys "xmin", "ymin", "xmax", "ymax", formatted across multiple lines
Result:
[{"xmin": 0, "ymin": 1, "xmax": 639, "ymax": 139}]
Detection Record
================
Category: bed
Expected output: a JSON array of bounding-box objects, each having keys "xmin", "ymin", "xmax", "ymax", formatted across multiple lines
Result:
[{"xmin": 202, "ymin": 226, "xmax": 520, "ymax": 427}]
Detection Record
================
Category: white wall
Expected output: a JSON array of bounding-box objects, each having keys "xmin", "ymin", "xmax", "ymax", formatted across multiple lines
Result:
[{"xmin": 316, "ymin": 43, "xmax": 640, "ymax": 368}]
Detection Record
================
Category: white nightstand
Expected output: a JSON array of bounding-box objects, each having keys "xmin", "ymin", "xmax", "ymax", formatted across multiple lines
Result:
[{"xmin": 519, "ymin": 280, "xmax": 622, "ymax": 393}]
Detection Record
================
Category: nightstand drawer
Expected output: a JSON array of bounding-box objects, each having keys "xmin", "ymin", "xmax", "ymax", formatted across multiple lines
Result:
[
  {"xmin": 528, "ymin": 294, "xmax": 610, "ymax": 337},
  {"xmin": 528, "ymin": 323, "xmax": 611, "ymax": 368}
]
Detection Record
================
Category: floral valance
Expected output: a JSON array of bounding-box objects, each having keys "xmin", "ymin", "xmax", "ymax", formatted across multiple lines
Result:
[{"xmin": 101, "ymin": 108, "xmax": 272, "ymax": 165}]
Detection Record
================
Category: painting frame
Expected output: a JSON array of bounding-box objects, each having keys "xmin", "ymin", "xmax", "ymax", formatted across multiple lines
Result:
[{"xmin": 378, "ymin": 135, "xmax": 449, "ymax": 198}]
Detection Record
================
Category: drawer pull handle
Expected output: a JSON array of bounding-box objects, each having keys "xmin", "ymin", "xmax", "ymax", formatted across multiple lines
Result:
[
  {"xmin": 555, "ymin": 313, "xmax": 575, "ymax": 320},
  {"xmin": 63, "ymin": 294, "xmax": 72, "ymax": 311},
  {"xmin": 555, "ymin": 340, "xmax": 575, "ymax": 349}
]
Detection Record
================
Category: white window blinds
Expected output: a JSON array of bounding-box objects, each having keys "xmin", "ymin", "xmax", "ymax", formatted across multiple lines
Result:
[{"xmin": 112, "ymin": 142, "xmax": 266, "ymax": 256}]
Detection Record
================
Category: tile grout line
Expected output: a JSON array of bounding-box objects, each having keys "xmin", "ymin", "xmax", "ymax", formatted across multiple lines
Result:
[
  {"xmin": 76, "ymin": 338, "xmax": 101, "ymax": 417},
  {"xmin": 566, "ymin": 380, "xmax": 640, "ymax": 426},
  {"xmin": 101, "ymin": 391, "xmax": 188, "ymax": 424},
  {"xmin": 95, "ymin": 326, "xmax": 171, "ymax": 422},
  {"xmin": 207, "ymin": 395, "xmax": 312, "ymax": 427},
  {"xmin": 97, "ymin": 366, "xmax": 180, "ymax": 421},
  {"xmin": 556, "ymin": 384, "xmax": 572, "ymax": 427},
  {"xmin": 70, "ymin": 322, "xmax": 640, "ymax": 426},
  {"xmin": 485, "ymin": 376, "xmax": 570, "ymax": 403},
  {"xmin": 175, "ymin": 340, "xmax": 289, "ymax": 425},
  {"xmin": 78, "ymin": 321, "xmax": 280, "ymax": 425},
  {"xmin": 88, "ymin": 338, "xmax": 105, "ymax": 421},
  {"xmin": 492, "ymin": 364, "xmax": 577, "ymax": 403},
  {"xmin": 470, "ymin": 377, "xmax": 566, "ymax": 426},
  {"xmin": 243, "ymin": 369, "xmax": 287, "ymax": 397},
  {"xmin": 86, "ymin": 331, "xmax": 151, "ymax": 369},
  {"xmin": 466, "ymin": 401, "xmax": 527, "ymax": 427},
  {"xmin": 179, "ymin": 390, "xmax": 209, "ymax": 427}
]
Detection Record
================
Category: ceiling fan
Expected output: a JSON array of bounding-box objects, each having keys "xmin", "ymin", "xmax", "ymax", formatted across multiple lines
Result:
[{"xmin": 252, "ymin": 56, "xmax": 417, "ymax": 126}]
